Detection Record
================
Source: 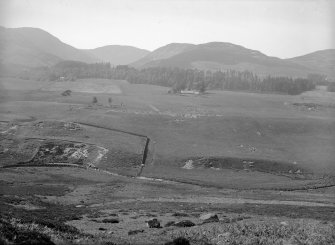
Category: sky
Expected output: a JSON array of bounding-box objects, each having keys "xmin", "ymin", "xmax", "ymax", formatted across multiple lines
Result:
[{"xmin": 0, "ymin": 0, "xmax": 334, "ymax": 58}]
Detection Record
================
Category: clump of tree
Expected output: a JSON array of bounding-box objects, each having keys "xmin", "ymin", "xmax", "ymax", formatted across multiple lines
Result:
[
  {"xmin": 327, "ymin": 83, "xmax": 335, "ymax": 92},
  {"xmin": 110, "ymin": 66, "xmax": 315, "ymax": 95},
  {"xmin": 61, "ymin": 90, "xmax": 72, "ymax": 96},
  {"xmin": 108, "ymin": 97, "xmax": 113, "ymax": 107},
  {"xmin": 15, "ymin": 61, "xmax": 317, "ymax": 95},
  {"xmin": 307, "ymin": 73, "xmax": 328, "ymax": 85}
]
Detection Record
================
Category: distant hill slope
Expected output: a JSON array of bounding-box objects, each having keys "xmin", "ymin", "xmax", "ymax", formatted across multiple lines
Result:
[
  {"xmin": 84, "ymin": 45, "xmax": 149, "ymax": 66},
  {"xmin": 131, "ymin": 43, "xmax": 196, "ymax": 68},
  {"xmin": 0, "ymin": 26, "xmax": 98, "ymax": 67},
  {"xmin": 287, "ymin": 49, "xmax": 335, "ymax": 80},
  {"xmin": 132, "ymin": 42, "xmax": 320, "ymax": 78}
]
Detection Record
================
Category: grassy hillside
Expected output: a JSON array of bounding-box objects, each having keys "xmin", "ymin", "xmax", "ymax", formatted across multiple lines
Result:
[
  {"xmin": 138, "ymin": 42, "xmax": 315, "ymax": 78},
  {"xmin": 287, "ymin": 49, "xmax": 335, "ymax": 80},
  {"xmin": 0, "ymin": 26, "xmax": 98, "ymax": 67},
  {"xmin": 131, "ymin": 43, "xmax": 195, "ymax": 68},
  {"xmin": 85, "ymin": 45, "xmax": 149, "ymax": 65}
]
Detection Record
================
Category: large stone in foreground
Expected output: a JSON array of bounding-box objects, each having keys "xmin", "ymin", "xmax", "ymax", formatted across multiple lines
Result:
[
  {"xmin": 173, "ymin": 220, "xmax": 195, "ymax": 227},
  {"xmin": 199, "ymin": 213, "xmax": 220, "ymax": 223}
]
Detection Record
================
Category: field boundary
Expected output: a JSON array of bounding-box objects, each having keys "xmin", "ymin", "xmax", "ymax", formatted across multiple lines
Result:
[
  {"xmin": 76, "ymin": 122, "xmax": 152, "ymax": 176},
  {"xmin": 0, "ymin": 120, "xmax": 152, "ymax": 176}
]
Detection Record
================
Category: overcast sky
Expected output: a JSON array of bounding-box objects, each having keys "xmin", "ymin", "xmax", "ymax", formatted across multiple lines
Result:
[{"xmin": 0, "ymin": 0, "xmax": 334, "ymax": 58}]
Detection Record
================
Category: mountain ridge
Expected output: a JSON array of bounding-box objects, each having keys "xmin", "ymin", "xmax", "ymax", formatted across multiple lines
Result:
[
  {"xmin": 131, "ymin": 42, "xmax": 322, "ymax": 78},
  {"xmin": 0, "ymin": 26, "xmax": 333, "ymax": 79}
]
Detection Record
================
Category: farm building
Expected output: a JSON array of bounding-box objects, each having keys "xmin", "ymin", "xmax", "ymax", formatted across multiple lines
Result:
[{"xmin": 180, "ymin": 90, "xmax": 200, "ymax": 95}]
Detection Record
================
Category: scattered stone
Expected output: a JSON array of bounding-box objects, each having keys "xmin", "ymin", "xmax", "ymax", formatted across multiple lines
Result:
[
  {"xmin": 102, "ymin": 218, "xmax": 119, "ymax": 224},
  {"xmin": 173, "ymin": 220, "xmax": 195, "ymax": 227},
  {"xmin": 146, "ymin": 218, "xmax": 161, "ymax": 228},
  {"xmin": 128, "ymin": 229, "xmax": 144, "ymax": 235},
  {"xmin": 280, "ymin": 221, "xmax": 289, "ymax": 226},
  {"xmin": 98, "ymin": 227, "xmax": 107, "ymax": 231},
  {"xmin": 165, "ymin": 237, "xmax": 190, "ymax": 245},
  {"xmin": 182, "ymin": 160, "xmax": 194, "ymax": 169},
  {"xmin": 199, "ymin": 213, "xmax": 219, "ymax": 223},
  {"xmin": 165, "ymin": 221, "xmax": 176, "ymax": 227}
]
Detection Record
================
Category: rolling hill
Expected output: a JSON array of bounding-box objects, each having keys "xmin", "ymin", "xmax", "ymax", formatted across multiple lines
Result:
[
  {"xmin": 287, "ymin": 49, "xmax": 335, "ymax": 80},
  {"xmin": 132, "ymin": 42, "xmax": 318, "ymax": 78},
  {"xmin": 0, "ymin": 26, "xmax": 333, "ymax": 80},
  {"xmin": 0, "ymin": 26, "xmax": 98, "ymax": 67},
  {"xmin": 84, "ymin": 45, "xmax": 149, "ymax": 66},
  {"xmin": 131, "ymin": 43, "xmax": 196, "ymax": 68}
]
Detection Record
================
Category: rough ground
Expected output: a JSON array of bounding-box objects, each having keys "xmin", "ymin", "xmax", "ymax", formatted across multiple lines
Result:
[{"xmin": 0, "ymin": 167, "xmax": 334, "ymax": 245}]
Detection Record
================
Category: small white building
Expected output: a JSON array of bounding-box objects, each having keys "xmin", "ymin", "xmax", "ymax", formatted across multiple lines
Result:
[{"xmin": 180, "ymin": 90, "xmax": 200, "ymax": 95}]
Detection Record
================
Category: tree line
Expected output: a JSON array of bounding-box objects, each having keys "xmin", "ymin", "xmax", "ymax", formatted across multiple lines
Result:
[
  {"xmin": 110, "ymin": 65, "xmax": 316, "ymax": 95},
  {"xmin": 16, "ymin": 60, "xmax": 320, "ymax": 95}
]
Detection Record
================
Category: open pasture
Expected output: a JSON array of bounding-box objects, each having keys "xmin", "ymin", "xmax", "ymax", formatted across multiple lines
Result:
[
  {"xmin": 1, "ymin": 77, "xmax": 335, "ymax": 189},
  {"xmin": 1, "ymin": 77, "xmax": 335, "ymax": 244}
]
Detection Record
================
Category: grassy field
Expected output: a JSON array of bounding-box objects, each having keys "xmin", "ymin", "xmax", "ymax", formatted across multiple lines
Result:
[{"xmin": 1, "ymin": 77, "xmax": 335, "ymax": 189}]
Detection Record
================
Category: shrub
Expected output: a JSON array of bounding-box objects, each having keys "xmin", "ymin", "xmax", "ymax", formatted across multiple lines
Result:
[{"xmin": 61, "ymin": 90, "xmax": 72, "ymax": 96}]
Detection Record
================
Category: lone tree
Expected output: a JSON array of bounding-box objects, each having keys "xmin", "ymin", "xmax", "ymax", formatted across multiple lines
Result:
[
  {"xmin": 196, "ymin": 81, "xmax": 206, "ymax": 93},
  {"xmin": 92, "ymin": 96, "xmax": 98, "ymax": 104}
]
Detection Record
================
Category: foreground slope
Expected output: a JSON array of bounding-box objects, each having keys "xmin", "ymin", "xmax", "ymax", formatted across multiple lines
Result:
[
  {"xmin": 84, "ymin": 45, "xmax": 149, "ymax": 65},
  {"xmin": 0, "ymin": 26, "xmax": 98, "ymax": 67}
]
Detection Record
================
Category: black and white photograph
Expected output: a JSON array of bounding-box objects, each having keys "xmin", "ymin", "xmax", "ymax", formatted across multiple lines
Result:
[{"xmin": 0, "ymin": 0, "xmax": 334, "ymax": 244}]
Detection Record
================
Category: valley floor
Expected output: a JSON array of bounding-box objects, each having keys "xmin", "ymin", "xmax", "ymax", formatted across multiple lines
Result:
[{"xmin": 1, "ymin": 78, "xmax": 335, "ymax": 244}]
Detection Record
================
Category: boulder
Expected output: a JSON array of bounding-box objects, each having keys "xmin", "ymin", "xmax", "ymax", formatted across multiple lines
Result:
[
  {"xmin": 102, "ymin": 218, "xmax": 119, "ymax": 223},
  {"xmin": 199, "ymin": 213, "xmax": 219, "ymax": 223},
  {"xmin": 165, "ymin": 237, "xmax": 190, "ymax": 245},
  {"xmin": 128, "ymin": 229, "xmax": 144, "ymax": 235},
  {"xmin": 173, "ymin": 220, "xmax": 195, "ymax": 227},
  {"xmin": 146, "ymin": 218, "xmax": 161, "ymax": 228}
]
